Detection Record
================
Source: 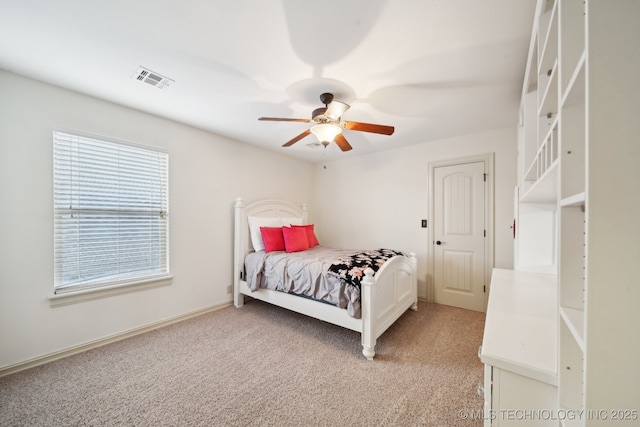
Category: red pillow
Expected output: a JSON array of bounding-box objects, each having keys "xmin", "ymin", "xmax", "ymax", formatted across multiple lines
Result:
[
  {"xmin": 260, "ymin": 227, "xmax": 285, "ymax": 252},
  {"xmin": 282, "ymin": 226, "xmax": 310, "ymax": 253},
  {"xmin": 292, "ymin": 224, "xmax": 319, "ymax": 247}
]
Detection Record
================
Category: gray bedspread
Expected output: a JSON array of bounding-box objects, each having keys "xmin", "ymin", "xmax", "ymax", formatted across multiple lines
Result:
[{"xmin": 244, "ymin": 246, "xmax": 363, "ymax": 318}]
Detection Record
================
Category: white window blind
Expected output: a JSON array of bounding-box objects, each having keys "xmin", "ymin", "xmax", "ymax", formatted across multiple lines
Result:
[{"xmin": 53, "ymin": 130, "xmax": 169, "ymax": 294}]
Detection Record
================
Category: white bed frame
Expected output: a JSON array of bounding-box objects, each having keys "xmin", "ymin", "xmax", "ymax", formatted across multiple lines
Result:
[{"xmin": 233, "ymin": 197, "xmax": 418, "ymax": 360}]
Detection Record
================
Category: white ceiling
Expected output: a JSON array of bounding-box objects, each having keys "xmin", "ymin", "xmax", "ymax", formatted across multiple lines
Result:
[{"xmin": 0, "ymin": 0, "xmax": 536, "ymax": 163}]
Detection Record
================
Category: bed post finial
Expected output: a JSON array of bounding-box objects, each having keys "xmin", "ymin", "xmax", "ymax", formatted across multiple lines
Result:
[{"xmin": 235, "ymin": 197, "xmax": 244, "ymax": 208}]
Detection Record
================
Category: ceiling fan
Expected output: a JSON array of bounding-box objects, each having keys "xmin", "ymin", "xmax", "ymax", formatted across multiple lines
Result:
[{"xmin": 259, "ymin": 93, "xmax": 394, "ymax": 152}]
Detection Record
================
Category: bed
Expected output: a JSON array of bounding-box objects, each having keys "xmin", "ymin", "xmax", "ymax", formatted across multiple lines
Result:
[{"xmin": 233, "ymin": 197, "xmax": 418, "ymax": 360}]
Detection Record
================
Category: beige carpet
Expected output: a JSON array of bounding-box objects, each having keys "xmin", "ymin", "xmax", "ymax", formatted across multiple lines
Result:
[{"xmin": 0, "ymin": 300, "xmax": 486, "ymax": 426}]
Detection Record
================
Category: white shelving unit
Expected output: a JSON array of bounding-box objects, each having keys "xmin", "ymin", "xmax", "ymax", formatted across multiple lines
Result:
[{"xmin": 486, "ymin": 1, "xmax": 640, "ymax": 426}]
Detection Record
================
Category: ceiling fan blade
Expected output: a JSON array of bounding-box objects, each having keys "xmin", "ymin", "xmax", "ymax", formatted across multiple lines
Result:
[
  {"xmin": 324, "ymin": 101, "xmax": 350, "ymax": 120},
  {"xmin": 334, "ymin": 133, "xmax": 353, "ymax": 152},
  {"xmin": 259, "ymin": 117, "xmax": 311, "ymax": 123},
  {"xmin": 343, "ymin": 121, "xmax": 395, "ymax": 135},
  {"xmin": 282, "ymin": 129, "xmax": 312, "ymax": 147}
]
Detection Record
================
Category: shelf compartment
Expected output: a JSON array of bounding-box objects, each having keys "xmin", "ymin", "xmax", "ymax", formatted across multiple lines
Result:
[
  {"xmin": 559, "ymin": 320, "xmax": 585, "ymax": 412},
  {"xmin": 521, "ymin": 160, "xmax": 558, "ymax": 203},
  {"xmin": 516, "ymin": 200, "xmax": 557, "ymax": 274},
  {"xmin": 521, "ymin": 120, "xmax": 559, "ymax": 204},
  {"xmin": 560, "ymin": 306, "xmax": 585, "ymax": 351},
  {"xmin": 559, "ymin": 205, "xmax": 586, "ymax": 311},
  {"xmin": 538, "ymin": 59, "xmax": 559, "ymax": 118},
  {"xmin": 524, "ymin": 39, "xmax": 539, "ymax": 94},
  {"xmin": 560, "ymin": 0, "xmax": 586, "ymax": 96},
  {"xmin": 537, "ymin": 125, "xmax": 558, "ymax": 178},
  {"xmin": 538, "ymin": 77, "xmax": 559, "ymax": 147},
  {"xmin": 560, "ymin": 72, "xmax": 586, "ymax": 200},
  {"xmin": 560, "ymin": 192, "xmax": 585, "ymax": 207},
  {"xmin": 521, "ymin": 90, "xmax": 540, "ymax": 176},
  {"xmin": 538, "ymin": 0, "xmax": 559, "ymax": 77},
  {"xmin": 561, "ymin": 51, "xmax": 586, "ymax": 109},
  {"xmin": 525, "ymin": 121, "xmax": 558, "ymax": 182}
]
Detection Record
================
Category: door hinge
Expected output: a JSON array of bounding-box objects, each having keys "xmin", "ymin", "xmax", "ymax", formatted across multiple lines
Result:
[
  {"xmin": 484, "ymin": 229, "xmax": 486, "ymax": 237},
  {"xmin": 484, "ymin": 285, "xmax": 486, "ymax": 293},
  {"xmin": 483, "ymin": 173, "xmax": 486, "ymax": 182}
]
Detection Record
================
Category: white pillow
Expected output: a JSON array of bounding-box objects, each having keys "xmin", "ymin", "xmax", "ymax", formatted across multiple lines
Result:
[
  {"xmin": 281, "ymin": 217, "xmax": 303, "ymax": 226},
  {"xmin": 248, "ymin": 216, "xmax": 282, "ymax": 251}
]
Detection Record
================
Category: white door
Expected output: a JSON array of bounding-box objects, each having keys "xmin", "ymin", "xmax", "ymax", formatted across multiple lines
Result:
[{"xmin": 433, "ymin": 161, "xmax": 486, "ymax": 312}]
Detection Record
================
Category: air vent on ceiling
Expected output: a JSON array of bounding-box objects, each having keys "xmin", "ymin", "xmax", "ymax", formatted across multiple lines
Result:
[{"xmin": 132, "ymin": 66, "xmax": 174, "ymax": 90}]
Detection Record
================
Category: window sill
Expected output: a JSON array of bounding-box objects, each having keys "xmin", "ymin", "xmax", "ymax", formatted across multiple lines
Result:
[{"xmin": 48, "ymin": 275, "xmax": 173, "ymax": 307}]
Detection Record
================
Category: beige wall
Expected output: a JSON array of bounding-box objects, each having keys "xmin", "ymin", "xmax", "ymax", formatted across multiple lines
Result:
[
  {"xmin": 0, "ymin": 70, "xmax": 315, "ymax": 369},
  {"xmin": 313, "ymin": 127, "xmax": 517, "ymax": 299}
]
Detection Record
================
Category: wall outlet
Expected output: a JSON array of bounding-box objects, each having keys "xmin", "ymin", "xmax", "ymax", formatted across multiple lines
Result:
[
  {"xmin": 421, "ymin": 219, "xmax": 428, "ymax": 228},
  {"xmin": 226, "ymin": 285, "xmax": 232, "ymax": 294}
]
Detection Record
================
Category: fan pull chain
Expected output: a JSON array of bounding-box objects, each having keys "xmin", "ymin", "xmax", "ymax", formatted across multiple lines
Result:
[{"xmin": 323, "ymin": 142, "xmax": 328, "ymax": 170}]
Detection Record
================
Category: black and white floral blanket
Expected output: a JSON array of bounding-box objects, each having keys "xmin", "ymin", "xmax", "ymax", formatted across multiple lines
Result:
[{"xmin": 328, "ymin": 248, "xmax": 407, "ymax": 289}]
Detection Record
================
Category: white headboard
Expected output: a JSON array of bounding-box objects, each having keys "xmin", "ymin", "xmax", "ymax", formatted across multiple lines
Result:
[
  {"xmin": 233, "ymin": 197, "xmax": 307, "ymax": 286},
  {"xmin": 242, "ymin": 198, "xmax": 307, "ymax": 220}
]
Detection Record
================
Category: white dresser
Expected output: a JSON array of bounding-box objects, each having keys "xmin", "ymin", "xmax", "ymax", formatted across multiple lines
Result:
[{"xmin": 480, "ymin": 268, "xmax": 558, "ymax": 426}]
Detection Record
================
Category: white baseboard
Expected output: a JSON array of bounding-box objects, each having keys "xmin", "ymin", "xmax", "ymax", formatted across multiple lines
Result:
[{"xmin": 0, "ymin": 301, "xmax": 232, "ymax": 378}]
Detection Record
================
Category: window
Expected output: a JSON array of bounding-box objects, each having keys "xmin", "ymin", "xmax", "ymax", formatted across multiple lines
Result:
[{"xmin": 53, "ymin": 130, "xmax": 169, "ymax": 294}]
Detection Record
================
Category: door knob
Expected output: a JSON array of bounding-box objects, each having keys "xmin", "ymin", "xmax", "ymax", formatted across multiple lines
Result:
[{"xmin": 436, "ymin": 240, "xmax": 445, "ymax": 245}]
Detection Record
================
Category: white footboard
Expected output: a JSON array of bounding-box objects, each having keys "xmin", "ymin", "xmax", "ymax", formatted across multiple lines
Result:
[{"xmin": 360, "ymin": 253, "xmax": 418, "ymax": 360}]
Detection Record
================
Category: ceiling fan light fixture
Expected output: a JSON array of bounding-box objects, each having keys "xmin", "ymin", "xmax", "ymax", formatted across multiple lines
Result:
[
  {"xmin": 259, "ymin": 92, "xmax": 393, "ymax": 152},
  {"xmin": 324, "ymin": 101, "xmax": 350, "ymax": 120},
  {"xmin": 310, "ymin": 124, "xmax": 342, "ymax": 144}
]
